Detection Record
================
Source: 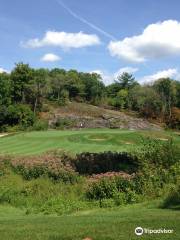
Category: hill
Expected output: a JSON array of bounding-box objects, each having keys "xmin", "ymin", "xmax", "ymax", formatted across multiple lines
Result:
[{"xmin": 42, "ymin": 102, "xmax": 161, "ymax": 130}]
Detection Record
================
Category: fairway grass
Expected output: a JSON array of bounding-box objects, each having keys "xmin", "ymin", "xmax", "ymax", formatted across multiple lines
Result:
[
  {"xmin": 0, "ymin": 202, "xmax": 179, "ymax": 240},
  {"xmin": 0, "ymin": 129, "xmax": 179, "ymax": 155}
]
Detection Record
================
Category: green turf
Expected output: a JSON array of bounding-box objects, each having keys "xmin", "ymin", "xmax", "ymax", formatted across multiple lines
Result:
[
  {"xmin": 0, "ymin": 129, "xmax": 179, "ymax": 155},
  {"xmin": 0, "ymin": 202, "xmax": 179, "ymax": 240}
]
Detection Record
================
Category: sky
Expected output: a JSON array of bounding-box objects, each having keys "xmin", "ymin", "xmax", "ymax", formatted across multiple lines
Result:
[{"xmin": 1, "ymin": 0, "xmax": 180, "ymax": 84}]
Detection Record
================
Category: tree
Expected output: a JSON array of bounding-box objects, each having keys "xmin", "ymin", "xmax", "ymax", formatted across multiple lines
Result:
[
  {"xmin": 0, "ymin": 72, "xmax": 11, "ymax": 106},
  {"xmin": 116, "ymin": 72, "xmax": 138, "ymax": 90},
  {"xmin": 80, "ymin": 72, "xmax": 105, "ymax": 104},
  {"xmin": 50, "ymin": 68, "xmax": 67, "ymax": 102},
  {"xmin": 111, "ymin": 89, "xmax": 128, "ymax": 109},
  {"xmin": 136, "ymin": 86, "xmax": 162, "ymax": 118},
  {"xmin": 174, "ymin": 81, "xmax": 180, "ymax": 108},
  {"xmin": 29, "ymin": 69, "xmax": 49, "ymax": 113},
  {"xmin": 65, "ymin": 70, "xmax": 85, "ymax": 100},
  {"xmin": 11, "ymin": 63, "xmax": 33, "ymax": 103},
  {"xmin": 130, "ymin": 86, "xmax": 163, "ymax": 118},
  {"xmin": 106, "ymin": 82, "xmax": 121, "ymax": 98},
  {"xmin": 5, "ymin": 104, "xmax": 35, "ymax": 127},
  {"xmin": 117, "ymin": 89, "xmax": 128, "ymax": 109},
  {"xmin": 154, "ymin": 78, "xmax": 176, "ymax": 120}
]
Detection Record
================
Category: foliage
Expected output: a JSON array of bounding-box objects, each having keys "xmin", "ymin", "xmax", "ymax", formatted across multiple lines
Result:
[
  {"xmin": 116, "ymin": 72, "xmax": 138, "ymax": 90},
  {"xmin": 5, "ymin": 104, "xmax": 35, "ymax": 128},
  {"xmin": 11, "ymin": 63, "xmax": 33, "ymax": 103},
  {"xmin": 163, "ymin": 183, "xmax": 180, "ymax": 209},
  {"xmin": 0, "ymin": 172, "xmax": 88, "ymax": 215},
  {"xmin": 134, "ymin": 137, "xmax": 176, "ymax": 167},
  {"xmin": 86, "ymin": 176, "xmax": 142, "ymax": 207},
  {"xmin": 0, "ymin": 73, "xmax": 11, "ymax": 106},
  {"xmin": 0, "ymin": 62, "xmax": 180, "ymax": 130},
  {"xmin": 54, "ymin": 118, "xmax": 76, "ymax": 129},
  {"xmin": 32, "ymin": 119, "xmax": 48, "ymax": 131},
  {"xmin": 9, "ymin": 151, "xmax": 79, "ymax": 183}
]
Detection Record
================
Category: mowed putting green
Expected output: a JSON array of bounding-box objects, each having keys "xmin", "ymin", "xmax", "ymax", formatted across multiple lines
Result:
[{"xmin": 0, "ymin": 129, "xmax": 179, "ymax": 155}]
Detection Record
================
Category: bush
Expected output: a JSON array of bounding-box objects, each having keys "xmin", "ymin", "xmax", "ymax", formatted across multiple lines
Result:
[
  {"xmin": 0, "ymin": 172, "xmax": 89, "ymax": 214},
  {"xmin": 113, "ymin": 192, "xmax": 126, "ymax": 206},
  {"xmin": 33, "ymin": 119, "xmax": 48, "ymax": 131},
  {"xmin": 9, "ymin": 151, "xmax": 79, "ymax": 183},
  {"xmin": 12, "ymin": 163, "xmax": 79, "ymax": 184},
  {"xmin": 134, "ymin": 138, "xmax": 176, "ymax": 168},
  {"xmin": 100, "ymin": 198, "xmax": 115, "ymax": 208},
  {"xmin": 86, "ymin": 178, "xmax": 118, "ymax": 200},
  {"xmin": 163, "ymin": 184, "xmax": 180, "ymax": 209},
  {"xmin": 86, "ymin": 177, "xmax": 141, "ymax": 207},
  {"xmin": 54, "ymin": 118, "xmax": 76, "ymax": 129},
  {"xmin": 57, "ymin": 90, "xmax": 69, "ymax": 106},
  {"xmin": 167, "ymin": 107, "xmax": 180, "ymax": 129},
  {"xmin": 39, "ymin": 197, "xmax": 88, "ymax": 215},
  {"xmin": 5, "ymin": 104, "xmax": 35, "ymax": 128},
  {"xmin": 41, "ymin": 104, "xmax": 50, "ymax": 112},
  {"xmin": 168, "ymin": 163, "xmax": 180, "ymax": 184}
]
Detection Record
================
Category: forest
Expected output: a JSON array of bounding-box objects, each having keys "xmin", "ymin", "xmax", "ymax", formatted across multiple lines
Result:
[{"xmin": 0, "ymin": 62, "xmax": 180, "ymax": 131}]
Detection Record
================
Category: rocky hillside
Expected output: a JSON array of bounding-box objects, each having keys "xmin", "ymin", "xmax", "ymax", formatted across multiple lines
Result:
[{"xmin": 42, "ymin": 102, "xmax": 161, "ymax": 130}]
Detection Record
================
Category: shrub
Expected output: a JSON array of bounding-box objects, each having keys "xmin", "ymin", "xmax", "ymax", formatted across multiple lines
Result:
[
  {"xmin": 168, "ymin": 163, "xmax": 180, "ymax": 184},
  {"xmin": 6, "ymin": 104, "xmax": 35, "ymax": 128},
  {"xmin": 113, "ymin": 192, "xmax": 126, "ymax": 206},
  {"xmin": 167, "ymin": 107, "xmax": 180, "ymax": 129},
  {"xmin": 41, "ymin": 104, "xmax": 50, "ymax": 112},
  {"xmin": 39, "ymin": 197, "xmax": 89, "ymax": 215},
  {"xmin": 114, "ymin": 176, "xmax": 134, "ymax": 192},
  {"xmin": 13, "ymin": 165, "xmax": 47, "ymax": 180},
  {"xmin": 33, "ymin": 119, "xmax": 48, "ymax": 131},
  {"xmin": 0, "ymin": 171, "xmax": 88, "ymax": 214},
  {"xmin": 100, "ymin": 198, "xmax": 115, "ymax": 208},
  {"xmin": 57, "ymin": 90, "xmax": 69, "ymax": 106},
  {"xmin": 10, "ymin": 151, "xmax": 79, "ymax": 183},
  {"xmin": 86, "ymin": 177, "xmax": 141, "ymax": 207},
  {"xmin": 163, "ymin": 184, "xmax": 180, "ymax": 209},
  {"xmin": 54, "ymin": 118, "xmax": 76, "ymax": 129},
  {"xmin": 125, "ymin": 190, "xmax": 141, "ymax": 204},
  {"xmin": 132, "ymin": 168, "xmax": 164, "ymax": 197},
  {"xmin": 134, "ymin": 138, "xmax": 176, "ymax": 168},
  {"xmin": 86, "ymin": 178, "xmax": 118, "ymax": 200}
]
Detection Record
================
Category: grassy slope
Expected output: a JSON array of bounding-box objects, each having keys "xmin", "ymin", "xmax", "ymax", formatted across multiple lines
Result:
[
  {"xmin": 0, "ymin": 129, "xmax": 179, "ymax": 155},
  {"xmin": 0, "ymin": 202, "xmax": 179, "ymax": 240}
]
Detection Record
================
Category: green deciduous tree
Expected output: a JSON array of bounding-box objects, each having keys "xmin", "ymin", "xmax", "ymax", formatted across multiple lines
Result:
[{"xmin": 11, "ymin": 63, "xmax": 33, "ymax": 103}]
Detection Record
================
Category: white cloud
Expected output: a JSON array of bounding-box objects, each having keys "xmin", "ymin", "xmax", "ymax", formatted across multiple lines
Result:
[
  {"xmin": 91, "ymin": 67, "xmax": 138, "ymax": 85},
  {"xmin": 108, "ymin": 20, "xmax": 180, "ymax": 62},
  {"xmin": 23, "ymin": 31, "xmax": 100, "ymax": 49},
  {"xmin": 0, "ymin": 67, "xmax": 8, "ymax": 73},
  {"xmin": 139, "ymin": 68, "xmax": 178, "ymax": 83},
  {"xmin": 41, "ymin": 53, "xmax": 61, "ymax": 62}
]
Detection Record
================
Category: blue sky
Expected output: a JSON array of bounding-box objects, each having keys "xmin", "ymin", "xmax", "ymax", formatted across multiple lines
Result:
[{"xmin": 1, "ymin": 0, "xmax": 180, "ymax": 84}]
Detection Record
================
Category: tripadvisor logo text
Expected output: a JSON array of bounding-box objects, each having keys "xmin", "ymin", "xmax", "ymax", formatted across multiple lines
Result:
[{"xmin": 135, "ymin": 227, "xmax": 174, "ymax": 236}]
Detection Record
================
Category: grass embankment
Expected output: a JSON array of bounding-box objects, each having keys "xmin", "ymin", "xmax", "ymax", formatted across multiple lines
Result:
[
  {"xmin": 0, "ymin": 202, "xmax": 179, "ymax": 240},
  {"xmin": 0, "ymin": 129, "xmax": 179, "ymax": 155}
]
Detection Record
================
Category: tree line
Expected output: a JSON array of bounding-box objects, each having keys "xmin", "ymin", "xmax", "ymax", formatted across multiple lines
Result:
[{"xmin": 0, "ymin": 63, "xmax": 180, "ymax": 130}]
